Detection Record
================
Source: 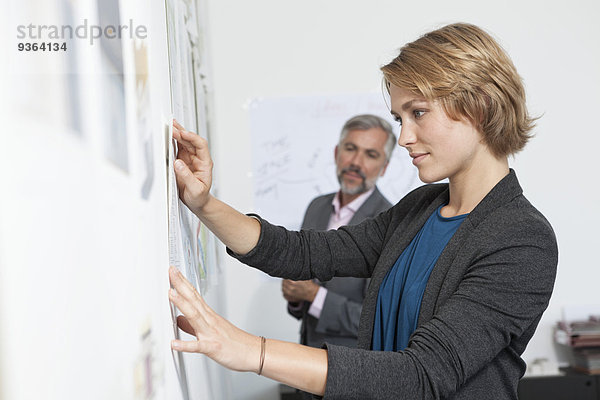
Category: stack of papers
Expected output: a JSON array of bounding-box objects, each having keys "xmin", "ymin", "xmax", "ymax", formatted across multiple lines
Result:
[{"xmin": 555, "ymin": 316, "xmax": 600, "ymax": 374}]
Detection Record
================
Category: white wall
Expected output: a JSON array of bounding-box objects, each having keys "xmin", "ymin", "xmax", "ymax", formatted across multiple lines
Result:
[
  {"xmin": 203, "ymin": 0, "xmax": 600, "ymax": 398},
  {"xmin": 0, "ymin": 1, "xmax": 229, "ymax": 399}
]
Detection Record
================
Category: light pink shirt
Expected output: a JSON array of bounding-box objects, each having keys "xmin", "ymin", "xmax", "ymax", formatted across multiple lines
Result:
[{"xmin": 307, "ymin": 188, "xmax": 375, "ymax": 318}]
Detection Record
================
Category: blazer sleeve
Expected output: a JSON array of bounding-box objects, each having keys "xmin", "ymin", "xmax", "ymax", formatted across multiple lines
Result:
[
  {"xmin": 321, "ymin": 208, "xmax": 558, "ymax": 399},
  {"xmin": 314, "ymin": 279, "xmax": 369, "ymax": 338},
  {"xmin": 228, "ymin": 207, "xmax": 393, "ymax": 281},
  {"xmin": 230, "ymin": 185, "xmax": 435, "ymax": 281}
]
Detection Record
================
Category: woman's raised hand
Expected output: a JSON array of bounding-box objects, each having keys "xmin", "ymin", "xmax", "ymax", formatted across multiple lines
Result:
[
  {"xmin": 168, "ymin": 267, "xmax": 262, "ymax": 373},
  {"xmin": 172, "ymin": 120, "xmax": 214, "ymax": 214}
]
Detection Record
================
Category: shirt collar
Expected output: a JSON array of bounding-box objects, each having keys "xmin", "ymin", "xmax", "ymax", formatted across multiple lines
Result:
[{"xmin": 332, "ymin": 186, "xmax": 376, "ymax": 215}]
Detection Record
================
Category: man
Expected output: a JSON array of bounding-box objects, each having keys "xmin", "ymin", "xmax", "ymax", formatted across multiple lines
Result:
[{"xmin": 282, "ymin": 114, "xmax": 396, "ymax": 351}]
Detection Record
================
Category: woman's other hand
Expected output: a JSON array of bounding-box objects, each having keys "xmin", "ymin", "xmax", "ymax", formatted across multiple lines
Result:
[{"xmin": 168, "ymin": 266, "xmax": 262, "ymax": 373}]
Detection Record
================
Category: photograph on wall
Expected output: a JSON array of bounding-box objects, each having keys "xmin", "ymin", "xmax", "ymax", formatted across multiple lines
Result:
[
  {"xmin": 97, "ymin": 0, "xmax": 129, "ymax": 172},
  {"xmin": 134, "ymin": 40, "xmax": 155, "ymax": 199},
  {"xmin": 62, "ymin": 0, "xmax": 83, "ymax": 135}
]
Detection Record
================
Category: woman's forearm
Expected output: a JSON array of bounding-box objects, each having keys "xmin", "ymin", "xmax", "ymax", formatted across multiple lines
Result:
[
  {"xmin": 259, "ymin": 338, "xmax": 328, "ymax": 396},
  {"xmin": 194, "ymin": 194, "xmax": 261, "ymax": 256}
]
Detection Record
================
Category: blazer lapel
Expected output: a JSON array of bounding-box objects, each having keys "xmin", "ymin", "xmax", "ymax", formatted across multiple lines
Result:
[
  {"xmin": 302, "ymin": 193, "xmax": 336, "ymax": 231},
  {"xmin": 417, "ymin": 170, "xmax": 523, "ymax": 325},
  {"xmin": 314, "ymin": 201, "xmax": 334, "ymax": 231},
  {"xmin": 349, "ymin": 187, "xmax": 384, "ymax": 225}
]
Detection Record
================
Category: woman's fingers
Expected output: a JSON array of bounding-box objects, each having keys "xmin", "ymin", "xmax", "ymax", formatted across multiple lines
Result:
[
  {"xmin": 173, "ymin": 119, "xmax": 185, "ymax": 131},
  {"xmin": 172, "ymin": 120, "xmax": 203, "ymax": 156},
  {"xmin": 169, "ymin": 287, "xmax": 202, "ymax": 325},
  {"xmin": 173, "ymin": 133, "xmax": 196, "ymax": 155},
  {"xmin": 171, "ymin": 339, "xmax": 202, "ymax": 353},
  {"xmin": 169, "ymin": 267, "xmax": 202, "ymax": 303},
  {"xmin": 168, "ymin": 267, "xmax": 214, "ymax": 331},
  {"xmin": 173, "ymin": 160, "xmax": 207, "ymax": 203},
  {"xmin": 169, "ymin": 268, "xmax": 208, "ymax": 328},
  {"xmin": 172, "ymin": 122, "xmax": 208, "ymax": 155},
  {"xmin": 169, "ymin": 267, "xmax": 220, "ymax": 353},
  {"xmin": 172, "ymin": 120, "xmax": 187, "ymax": 144},
  {"xmin": 168, "ymin": 268, "xmax": 211, "ymax": 354}
]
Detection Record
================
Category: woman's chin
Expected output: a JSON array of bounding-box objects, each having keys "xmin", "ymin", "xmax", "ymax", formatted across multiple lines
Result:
[{"xmin": 417, "ymin": 170, "xmax": 445, "ymax": 184}]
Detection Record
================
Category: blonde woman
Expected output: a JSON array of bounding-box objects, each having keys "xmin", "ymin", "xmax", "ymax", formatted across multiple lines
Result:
[{"xmin": 169, "ymin": 23, "xmax": 558, "ymax": 399}]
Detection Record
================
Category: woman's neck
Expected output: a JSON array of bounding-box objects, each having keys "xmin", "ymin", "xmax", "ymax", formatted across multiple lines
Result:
[{"xmin": 442, "ymin": 156, "xmax": 509, "ymax": 218}]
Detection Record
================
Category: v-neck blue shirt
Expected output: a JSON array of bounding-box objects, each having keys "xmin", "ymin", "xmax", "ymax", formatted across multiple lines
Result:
[{"xmin": 372, "ymin": 205, "xmax": 468, "ymax": 351}]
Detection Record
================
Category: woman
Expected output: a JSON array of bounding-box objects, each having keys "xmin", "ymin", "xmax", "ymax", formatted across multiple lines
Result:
[{"xmin": 169, "ymin": 23, "xmax": 558, "ymax": 399}]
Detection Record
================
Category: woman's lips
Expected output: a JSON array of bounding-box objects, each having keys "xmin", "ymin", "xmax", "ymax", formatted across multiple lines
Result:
[{"xmin": 410, "ymin": 153, "xmax": 428, "ymax": 166}]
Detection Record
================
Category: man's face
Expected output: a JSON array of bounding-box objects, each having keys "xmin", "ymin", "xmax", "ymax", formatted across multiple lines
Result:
[{"xmin": 335, "ymin": 128, "xmax": 390, "ymax": 196}]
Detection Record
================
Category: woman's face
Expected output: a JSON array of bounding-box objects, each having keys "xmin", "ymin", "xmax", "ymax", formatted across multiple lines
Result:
[{"xmin": 389, "ymin": 84, "xmax": 485, "ymax": 184}]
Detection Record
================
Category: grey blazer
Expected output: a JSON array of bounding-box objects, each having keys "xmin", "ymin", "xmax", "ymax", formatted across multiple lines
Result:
[
  {"xmin": 232, "ymin": 170, "xmax": 558, "ymax": 399},
  {"xmin": 288, "ymin": 187, "xmax": 391, "ymax": 348}
]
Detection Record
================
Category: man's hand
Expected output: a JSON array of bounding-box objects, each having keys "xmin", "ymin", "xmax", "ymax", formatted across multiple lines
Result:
[{"xmin": 281, "ymin": 279, "xmax": 320, "ymax": 303}]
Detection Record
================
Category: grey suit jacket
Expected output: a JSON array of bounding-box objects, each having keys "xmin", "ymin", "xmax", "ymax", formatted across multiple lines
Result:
[
  {"xmin": 231, "ymin": 170, "xmax": 558, "ymax": 399},
  {"xmin": 288, "ymin": 187, "xmax": 391, "ymax": 348}
]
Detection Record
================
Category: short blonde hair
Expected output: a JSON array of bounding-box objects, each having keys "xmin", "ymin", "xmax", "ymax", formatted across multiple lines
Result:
[{"xmin": 381, "ymin": 23, "xmax": 536, "ymax": 157}]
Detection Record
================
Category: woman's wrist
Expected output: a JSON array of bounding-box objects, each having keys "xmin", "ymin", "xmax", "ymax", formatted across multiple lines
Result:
[
  {"xmin": 193, "ymin": 193, "xmax": 216, "ymax": 217},
  {"xmin": 244, "ymin": 334, "xmax": 266, "ymax": 374}
]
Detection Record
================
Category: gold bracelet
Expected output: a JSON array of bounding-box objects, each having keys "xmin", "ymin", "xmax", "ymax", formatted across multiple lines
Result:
[{"xmin": 257, "ymin": 336, "xmax": 266, "ymax": 375}]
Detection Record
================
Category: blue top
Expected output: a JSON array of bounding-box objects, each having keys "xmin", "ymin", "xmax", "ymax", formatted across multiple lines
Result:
[{"xmin": 372, "ymin": 205, "xmax": 468, "ymax": 351}]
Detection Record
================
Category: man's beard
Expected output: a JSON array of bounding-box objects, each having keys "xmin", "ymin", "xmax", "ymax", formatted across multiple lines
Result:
[{"xmin": 337, "ymin": 166, "xmax": 369, "ymax": 195}]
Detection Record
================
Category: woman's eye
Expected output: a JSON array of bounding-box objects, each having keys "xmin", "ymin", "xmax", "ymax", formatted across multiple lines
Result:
[
  {"xmin": 414, "ymin": 110, "xmax": 425, "ymax": 118},
  {"xmin": 393, "ymin": 115, "xmax": 402, "ymax": 126}
]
